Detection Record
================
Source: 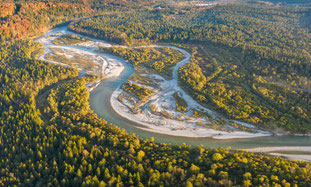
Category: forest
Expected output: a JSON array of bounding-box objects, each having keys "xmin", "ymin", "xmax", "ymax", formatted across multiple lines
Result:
[
  {"xmin": 1, "ymin": 41, "xmax": 311, "ymax": 185},
  {"xmin": 0, "ymin": 2, "xmax": 93, "ymax": 41},
  {"xmin": 70, "ymin": 3, "xmax": 311, "ymax": 133},
  {"xmin": 0, "ymin": 0, "xmax": 311, "ymax": 186},
  {"xmin": 0, "ymin": 0, "xmax": 162, "ymax": 41}
]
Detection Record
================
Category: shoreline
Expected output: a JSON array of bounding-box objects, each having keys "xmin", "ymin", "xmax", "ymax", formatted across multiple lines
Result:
[{"xmin": 241, "ymin": 146, "xmax": 311, "ymax": 162}]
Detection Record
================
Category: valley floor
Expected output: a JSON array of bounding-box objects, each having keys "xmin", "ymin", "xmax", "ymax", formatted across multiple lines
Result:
[{"xmin": 38, "ymin": 26, "xmax": 273, "ymax": 139}]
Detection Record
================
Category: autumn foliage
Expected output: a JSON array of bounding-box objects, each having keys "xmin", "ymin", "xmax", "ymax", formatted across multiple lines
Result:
[
  {"xmin": 0, "ymin": 2, "xmax": 15, "ymax": 18},
  {"xmin": 0, "ymin": 1, "xmax": 93, "ymax": 40}
]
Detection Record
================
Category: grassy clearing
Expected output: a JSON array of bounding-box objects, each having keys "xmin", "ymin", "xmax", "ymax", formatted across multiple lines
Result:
[
  {"xmin": 52, "ymin": 34, "xmax": 90, "ymax": 45},
  {"xmin": 129, "ymin": 73, "xmax": 160, "ymax": 88},
  {"xmin": 122, "ymin": 81, "xmax": 155, "ymax": 100},
  {"xmin": 118, "ymin": 92, "xmax": 142, "ymax": 113},
  {"xmin": 192, "ymin": 109, "xmax": 211, "ymax": 118},
  {"xmin": 149, "ymin": 104, "xmax": 175, "ymax": 119},
  {"xmin": 173, "ymin": 92, "xmax": 188, "ymax": 112},
  {"xmin": 31, "ymin": 47, "xmax": 45, "ymax": 59},
  {"xmin": 45, "ymin": 48, "xmax": 98, "ymax": 72},
  {"xmin": 229, "ymin": 121, "xmax": 257, "ymax": 133},
  {"xmin": 196, "ymin": 118, "xmax": 231, "ymax": 131}
]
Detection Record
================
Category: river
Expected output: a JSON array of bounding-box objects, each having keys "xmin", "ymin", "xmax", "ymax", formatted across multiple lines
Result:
[{"xmin": 38, "ymin": 25, "xmax": 311, "ymax": 151}]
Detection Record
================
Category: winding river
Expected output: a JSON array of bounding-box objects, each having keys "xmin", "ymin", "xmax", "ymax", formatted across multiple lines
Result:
[{"xmin": 39, "ymin": 25, "xmax": 311, "ymax": 150}]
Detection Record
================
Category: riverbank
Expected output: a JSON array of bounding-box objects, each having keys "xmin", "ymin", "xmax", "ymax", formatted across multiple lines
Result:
[
  {"xmin": 36, "ymin": 26, "xmax": 124, "ymax": 79},
  {"xmin": 242, "ymin": 146, "xmax": 311, "ymax": 162}
]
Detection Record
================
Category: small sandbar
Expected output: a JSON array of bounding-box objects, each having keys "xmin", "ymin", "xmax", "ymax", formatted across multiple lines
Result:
[{"xmin": 242, "ymin": 146, "xmax": 311, "ymax": 162}]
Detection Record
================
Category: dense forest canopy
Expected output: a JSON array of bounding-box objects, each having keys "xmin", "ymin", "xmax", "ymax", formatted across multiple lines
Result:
[
  {"xmin": 0, "ymin": 0, "xmax": 311, "ymax": 186},
  {"xmin": 0, "ymin": 1, "xmax": 94, "ymax": 40},
  {"xmin": 1, "ymin": 41, "xmax": 311, "ymax": 186},
  {"xmin": 0, "ymin": 0, "xmax": 163, "ymax": 41}
]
